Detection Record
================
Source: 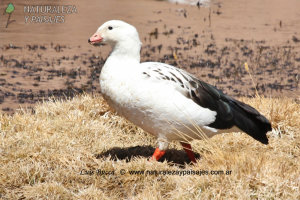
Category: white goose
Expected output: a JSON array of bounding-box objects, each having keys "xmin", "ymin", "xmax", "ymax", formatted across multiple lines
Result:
[{"xmin": 88, "ymin": 20, "xmax": 272, "ymax": 163}]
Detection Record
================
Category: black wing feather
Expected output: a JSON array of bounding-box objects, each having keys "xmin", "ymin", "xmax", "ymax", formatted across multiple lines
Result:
[{"xmin": 189, "ymin": 78, "xmax": 272, "ymax": 144}]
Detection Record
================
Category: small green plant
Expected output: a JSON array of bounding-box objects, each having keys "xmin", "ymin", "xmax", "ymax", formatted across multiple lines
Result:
[{"xmin": 4, "ymin": 3, "xmax": 15, "ymax": 28}]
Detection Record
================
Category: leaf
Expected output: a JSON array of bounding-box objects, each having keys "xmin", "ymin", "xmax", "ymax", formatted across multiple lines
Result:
[
  {"xmin": 6, "ymin": 3, "xmax": 15, "ymax": 14},
  {"xmin": 244, "ymin": 62, "xmax": 249, "ymax": 72}
]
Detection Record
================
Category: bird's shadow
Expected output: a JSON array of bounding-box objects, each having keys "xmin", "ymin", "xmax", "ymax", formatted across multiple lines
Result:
[{"xmin": 95, "ymin": 145, "xmax": 200, "ymax": 166}]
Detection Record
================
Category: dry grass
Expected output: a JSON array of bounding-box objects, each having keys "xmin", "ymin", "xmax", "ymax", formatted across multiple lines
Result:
[{"xmin": 0, "ymin": 94, "xmax": 299, "ymax": 199}]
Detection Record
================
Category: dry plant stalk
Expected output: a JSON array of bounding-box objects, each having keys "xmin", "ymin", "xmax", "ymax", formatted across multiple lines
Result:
[{"xmin": 244, "ymin": 62, "xmax": 260, "ymax": 98}]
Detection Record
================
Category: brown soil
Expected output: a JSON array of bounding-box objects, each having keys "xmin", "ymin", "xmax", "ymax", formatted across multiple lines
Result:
[{"xmin": 0, "ymin": 0, "xmax": 299, "ymax": 113}]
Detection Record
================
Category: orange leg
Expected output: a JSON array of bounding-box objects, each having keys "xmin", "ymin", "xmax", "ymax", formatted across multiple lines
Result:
[
  {"xmin": 180, "ymin": 142, "xmax": 197, "ymax": 163},
  {"xmin": 151, "ymin": 147, "xmax": 166, "ymax": 161}
]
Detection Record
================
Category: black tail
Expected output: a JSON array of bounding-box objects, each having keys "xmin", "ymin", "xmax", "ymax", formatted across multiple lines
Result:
[
  {"xmin": 228, "ymin": 98, "xmax": 272, "ymax": 144},
  {"xmin": 190, "ymin": 79, "xmax": 272, "ymax": 144}
]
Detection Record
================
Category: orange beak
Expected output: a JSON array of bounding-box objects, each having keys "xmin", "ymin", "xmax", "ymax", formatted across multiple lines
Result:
[{"xmin": 88, "ymin": 33, "xmax": 103, "ymax": 45}]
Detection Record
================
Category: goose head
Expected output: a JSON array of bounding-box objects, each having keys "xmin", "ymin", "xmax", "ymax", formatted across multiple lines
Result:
[{"xmin": 88, "ymin": 20, "xmax": 142, "ymax": 60}]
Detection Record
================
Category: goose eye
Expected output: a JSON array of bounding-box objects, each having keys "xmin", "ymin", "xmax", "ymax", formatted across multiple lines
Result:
[{"xmin": 108, "ymin": 26, "xmax": 113, "ymax": 30}]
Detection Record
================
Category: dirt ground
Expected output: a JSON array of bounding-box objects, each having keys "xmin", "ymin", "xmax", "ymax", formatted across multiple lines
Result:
[{"xmin": 0, "ymin": 0, "xmax": 299, "ymax": 113}]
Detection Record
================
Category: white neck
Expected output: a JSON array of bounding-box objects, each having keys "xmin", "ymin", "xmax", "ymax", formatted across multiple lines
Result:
[{"xmin": 109, "ymin": 39, "xmax": 141, "ymax": 63}]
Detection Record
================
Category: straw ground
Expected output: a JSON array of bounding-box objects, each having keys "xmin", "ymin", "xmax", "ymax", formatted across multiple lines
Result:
[{"xmin": 0, "ymin": 94, "xmax": 299, "ymax": 199}]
